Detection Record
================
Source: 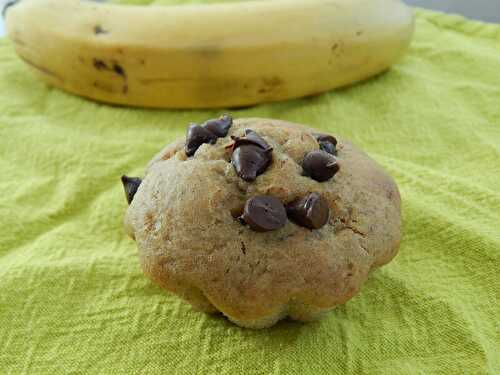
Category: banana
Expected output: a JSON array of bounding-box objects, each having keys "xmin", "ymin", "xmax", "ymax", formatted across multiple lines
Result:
[{"xmin": 5, "ymin": 0, "xmax": 414, "ymax": 109}]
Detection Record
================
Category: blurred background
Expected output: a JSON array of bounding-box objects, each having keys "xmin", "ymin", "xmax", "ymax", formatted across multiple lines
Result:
[
  {"xmin": 0, "ymin": 0, "xmax": 499, "ymax": 36},
  {"xmin": 404, "ymin": 0, "xmax": 500, "ymax": 23}
]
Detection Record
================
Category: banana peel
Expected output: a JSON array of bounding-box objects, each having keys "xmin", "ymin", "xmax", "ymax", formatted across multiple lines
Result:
[{"xmin": 4, "ymin": 0, "xmax": 415, "ymax": 108}]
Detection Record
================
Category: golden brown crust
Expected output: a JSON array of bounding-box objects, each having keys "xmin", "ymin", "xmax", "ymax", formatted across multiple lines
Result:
[{"xmin": 125, "ymin": 118, "xmax": 401, "ymax": 328}]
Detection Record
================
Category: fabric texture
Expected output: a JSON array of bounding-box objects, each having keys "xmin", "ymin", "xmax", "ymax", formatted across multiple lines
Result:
[{"xmin": 0, "ymin": 5, "xmax": 499, "ymax": 374}]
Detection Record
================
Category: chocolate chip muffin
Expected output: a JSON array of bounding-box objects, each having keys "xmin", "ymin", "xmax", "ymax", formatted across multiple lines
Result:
[{"xmin": 122, "ymin": 116, "xmax": 401, "ymax": 329}]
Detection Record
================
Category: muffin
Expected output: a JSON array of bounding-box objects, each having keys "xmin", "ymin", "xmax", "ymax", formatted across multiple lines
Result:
[{"xmin": 122, "ymin": 116, "xmax": 401, "ymax": 329}]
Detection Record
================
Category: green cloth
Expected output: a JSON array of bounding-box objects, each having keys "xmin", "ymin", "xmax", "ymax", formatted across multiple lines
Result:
[{"xmin": 1, "ymin": 5, "xmax": 499, "ymax": 374}]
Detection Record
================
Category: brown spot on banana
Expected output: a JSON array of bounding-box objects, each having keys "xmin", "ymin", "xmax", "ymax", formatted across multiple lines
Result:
[
  {"xmin": 92, "ymin": 59, "xmax": 126, "ymax": 77},
  {"xmin": 93, "ymin": 58, "xmax": 107, "ymax": 71},
  {"xmin": 257, "ymin": 77, "xmax": 284, "ymax": 94},
  {"xmin": 92, "ymin": 58, "xmax": 128, "ymax": 94},
  {"xmin": 113, "ymin": 64, "xmax": 125, "ymax": 77},
  {"xmin": 93, "ymin": 25, "xmax": 109, "ymax": 35}
]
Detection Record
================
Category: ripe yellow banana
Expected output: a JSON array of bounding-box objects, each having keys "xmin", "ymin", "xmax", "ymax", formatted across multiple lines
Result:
[{"xmin": 5, "ymin": 0, "xmax": 414, "ymax": 108}]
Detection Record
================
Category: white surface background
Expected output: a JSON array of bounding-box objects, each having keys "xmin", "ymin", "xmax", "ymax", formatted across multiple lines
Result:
[
  {"xmin": 0, "ymin": 0, "xmax": 499, "ymax": 37},
  {"xmin": 405, "ymin": 0, "xmax": 500, "ymax": 24}
]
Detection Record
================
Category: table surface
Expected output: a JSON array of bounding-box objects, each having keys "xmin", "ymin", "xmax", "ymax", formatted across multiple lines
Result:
[{"xmin": 0, "ymin": 0, "xmax": 499, "ymax": 37}]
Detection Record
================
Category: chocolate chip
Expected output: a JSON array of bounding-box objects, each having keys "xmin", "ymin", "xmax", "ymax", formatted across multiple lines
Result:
[
  {"xmin": 319, "ymin": 141, "xmax": 337, "ymax": 155},
  {"xmin": 287, "ymin": 193, "xmax": 330, "ymax": 229},
  {"xmin": 203, "ymin": 114, "xmax": 233, "ymax": 137},
  {"xmin": 313, "ymin": 134, "xmax": 338, "ymax": 155},
  {"xmin": 231, "ymin": 144, "xmax": 272, "ymax": 182},
  {"xmin": 185, "ymin": 124, "xmax": 218, "ymax": 156},
  {"xmin": 184, "ymin": 115, "xmax": 233, "ymax": 156},
  {"xmin": 314, "ymin": 134, "xmax": 337, "ymax": 146},
  {"xmin": 232, "ymin": 129, "xmax": 272, "ymax": 151},
  {"xmin": 241, "ymin": 196, "xmax": 287, "ymax": 232},
  {"xmin": 228, "ymin": 129, "xmax": 273, "ymax": 181},
  {"xmin": 302, "ymin": 150, "xmax": 340, "ymax": 182},
  {"xmin": 121, "ymin": 175, "xmax": 142, "ymax": 205}
]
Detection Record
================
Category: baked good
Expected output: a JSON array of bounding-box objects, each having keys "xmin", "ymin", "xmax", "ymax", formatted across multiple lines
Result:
[{"xmin": 122, "ymin": 116, "xmax": 401, "ymax": 329}]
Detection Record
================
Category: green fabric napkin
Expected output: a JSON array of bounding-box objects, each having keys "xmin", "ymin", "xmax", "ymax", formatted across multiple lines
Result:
[{"xmin": 1, "ymin": 4, "xmax": 499, "ymax": 374}]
